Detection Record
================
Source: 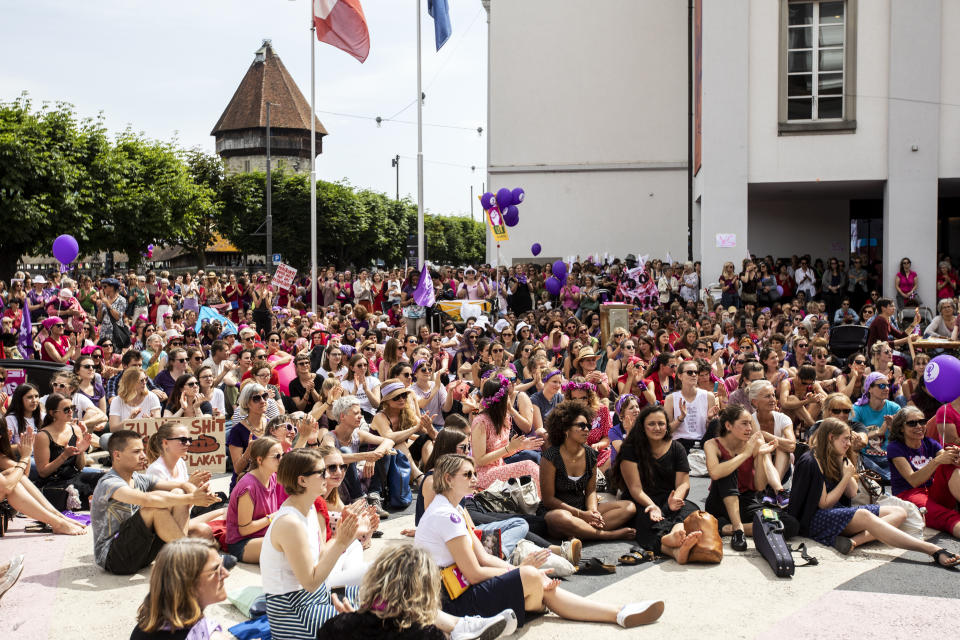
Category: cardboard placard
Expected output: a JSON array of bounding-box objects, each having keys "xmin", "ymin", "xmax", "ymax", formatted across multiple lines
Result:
[
  {"xmin": 122, "ymin": 416, "xmax": 226, "ymax": 473},
  {"xmin": 271, "ymin": 263, "xmax": 297, "ymax": 291}
]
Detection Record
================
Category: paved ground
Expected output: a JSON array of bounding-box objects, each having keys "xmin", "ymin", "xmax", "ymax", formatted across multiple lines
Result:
[{"xmin": 3, "ymin": 476, "xmax": 958, "ymax": 639}]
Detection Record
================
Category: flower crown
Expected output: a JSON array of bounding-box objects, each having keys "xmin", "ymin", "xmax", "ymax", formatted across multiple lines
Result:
[
  {"xmin": 480, "ymin": 374, "xmax": 511, "ymax": 409},
  {"xmin": 562, "ymin": 380, "xmax": 596, "ymax": 394}
]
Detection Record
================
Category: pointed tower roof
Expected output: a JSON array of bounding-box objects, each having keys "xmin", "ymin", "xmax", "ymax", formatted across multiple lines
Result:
[{"xmin": 211, "ymin": 40, "xmax": 327, "ymax": 136}]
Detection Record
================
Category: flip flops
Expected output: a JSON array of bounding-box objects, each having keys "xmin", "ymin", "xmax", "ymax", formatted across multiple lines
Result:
[
  {"xmin": 576, "ymin": 557, "xmax": 617, "ymax": 575},
  {"xmin": 25, "ymin": 521, "xmax": 53, "ymax": 534}
]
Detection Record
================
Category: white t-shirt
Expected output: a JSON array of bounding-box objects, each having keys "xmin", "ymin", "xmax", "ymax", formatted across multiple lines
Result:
[
  {"xmin": 752, "ymin": 411, "xmax": 793, "ymax": 439},
  {"xmin": 670, "ymin": 388, "xmax": 711, "ymax": 441},
  {"xmin": 145, "ymin": 456, "xmax": 188, "ymax": 483},
  {"xmin": 317, "ymin": 365, "xmax": 348, "ymax": 381},
  {"xmin": 109, "ymin": 393, "xmax": 162, "ymax": 420},
  {"xmin": 5, "ymin": 415, "xmax": 35, "ymax": 444},
  {"xmin": 38, "ymin": 393, "xmax": 94, "ymax": 419},
  {"xmin": 415, "ymin": 494, "xmax": 470, "ymax": 568},
  {"xmin": 340, "ymin": 376, "xmax": 381, "ymax": 415},
  {"xmin": 206, "ymin": 387, "xmax": 226, "ymax": 416}
]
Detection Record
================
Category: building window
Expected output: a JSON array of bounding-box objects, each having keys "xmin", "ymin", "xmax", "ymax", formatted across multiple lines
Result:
[
  {"xmin": 244, "ymin": 160, "xmax": 251, "ymax": 172},
  {"xmin": 779, "ymin": 0, "xmax": 857, "ymax": 134}
]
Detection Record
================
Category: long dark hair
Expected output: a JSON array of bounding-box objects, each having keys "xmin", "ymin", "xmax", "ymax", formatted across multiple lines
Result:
[
  {"xmin": 480, "ymin": 376, "xmax": 509, "ymax": 434},
  {"xmin": 611, "ymin": 405, "xmax": 669, "ymax": 491},
  {"xmin": 423, "ymin": 428, "xmax": 469, "ymax": 472},
  {"xmin": 41, "ymin": 393, "xmax": 69, "ymax": 428},
  {"xmin": 10, "ymin": 383, "xmax": 42, "ymax": 436},
  {"xmin": 167, "ymin": 374, "xmax": 199, "ymax": 414},
  {"xmin": 645, "ymin": 353, "xmax": 674, "ymax": 378}
]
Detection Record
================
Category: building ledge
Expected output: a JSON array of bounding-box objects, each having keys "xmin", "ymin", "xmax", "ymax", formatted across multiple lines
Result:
[{"xmin": 778, "ymin": 120, "xmax": 857, "ymax": 136}]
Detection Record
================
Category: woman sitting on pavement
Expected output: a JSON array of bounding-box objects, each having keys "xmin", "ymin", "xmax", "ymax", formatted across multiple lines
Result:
[
  {"xmin": 163, "ymin": 373, "xmax": 213, "ymax": 419},
  {"xmin": 851, "ymin": 371, "xmax": 901, "ymax": 485},
  {"xmin": 0, "ymin": 425, "xmax": 87, "ymax": 535},
  {"xmin": 471, "ymin": 375, "xmax": 543, "ymax": 492},
  {"xmin": 563, "ymin": 377, "xmax": 614, "ymax": 471},
  {"xmin": 131, "ymin": 538, "xmax": 230, "ymax": 640},
  {"xmin": 145, "ymin": 422, "xmax": 213, "ymax": 491},
  {"xmin": 748, "ymin": 379, "xmax": 795, "ymax": 504},
  {"xmin": 415, "ymin": 453, "xmax": 664, "ymax": 630},
  {"xmin": 33, "ymin": 393, "xmax": 103, "ymax": 508},
  {"xmin": 226, "ymin": 383, "xmax": 270, "ymax": 492},
  {"xmin": 612, "ymin": 405, "xmax": 702, "ymax": 563},
  {"xmin": 540, "ymin": 400, "xmax": 637, "ymax": 541},
  {"xmin": 369, "ymin": 379, "xmax": 432, "ymax": 486},
  {"xmin": 704, "ymin": 405, "xmax": 799, "ymax": 551},
  {"xmin": 886, "ymin": 407, "xmax": 960, "ymax": 540},
  {"xmin": 225, "ymin": 437, "xmax": 285, "ymax": 564},
  {"xmin": 788, "ymin": 417, "xmax": 959, "ymax": 566},
  {"xmin": 324, "ymin": 395, "xmax": 394, "ymax": 512},
  {"xmin": 608, "ymin": 394, "xmax": 640, "ymax": 468}
]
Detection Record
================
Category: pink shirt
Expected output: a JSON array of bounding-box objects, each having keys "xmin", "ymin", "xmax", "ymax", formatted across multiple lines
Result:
[
  {"xmin": 225, "ymin": 471, "xmax": 284, "ymax": 544},
  {"xmin": 896, "ymin": 270, "xmax": 917, "ymax": 295}
]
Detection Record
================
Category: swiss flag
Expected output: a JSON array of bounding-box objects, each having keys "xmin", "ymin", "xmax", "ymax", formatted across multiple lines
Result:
[{"xmin": 313, "ymin": 0, "xmax": 370, "ymax": 63}]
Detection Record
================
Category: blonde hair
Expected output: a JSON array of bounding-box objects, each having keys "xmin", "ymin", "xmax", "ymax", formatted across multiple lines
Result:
[
  {"xmin": 118, "ymin": 367, "xmax": 147, "ymax": 404},
  {"xmin": 432, "ymin": 454, "xmax": 473, "ymax": 494},
  {"xmin": 358, "ymin": 545, "xmax": 440, "ymax": 631},
  {"xmin": 246, "ymin": 436, "xmax": 281, "ymax": 471},
  {"xmin": 146, "ymin": 421, "xmax": 188, "ymax": 464},
  {"xmin": 319, "ymin": 377, "xmax": 342, "ymax": 403},
  {"xmin": 135, "ymin": 538, "xmax": 217, "ymax": 633}
]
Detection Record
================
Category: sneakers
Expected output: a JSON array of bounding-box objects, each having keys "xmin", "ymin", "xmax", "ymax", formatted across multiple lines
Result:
[
  {"xmin": 775, "ymin": 489, "xmax": 790, "ymax": 508},
  {"xmin": 616, "ymin": 600, "xmax": 664, "ymax": 627},
  {"xmin": 0, "ymin": 554, "xmax": 24, "ymax": 602},
  {"xmin": 450, "ymin": 608, "xmax": 517, "ymax": 639},
  {"xmin": 731, "ymin": 529, "xmax": 748, "ymax": 552},
  {"xmin": 365, "ymin": 492, "xmax": 389, "ymax": 519},
  {"xmin": 561, "ymin": 538, "xmax": 582, "ymax": 565}
]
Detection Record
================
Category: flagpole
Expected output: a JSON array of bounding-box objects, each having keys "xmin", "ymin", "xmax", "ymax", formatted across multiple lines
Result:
[
  {"xmin": 309, "ymin": 1, "xmax": 318, "ymax": 316},
  {"xmin": 416, "ymin": 0, "xmax": 425, "ymax": 269}
]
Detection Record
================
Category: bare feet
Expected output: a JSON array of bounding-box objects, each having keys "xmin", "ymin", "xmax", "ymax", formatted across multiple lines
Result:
[
  {"xmin": 674, "ymin": 531, "xmax": 702, "ymax": 565},
  {"xmin": 660, "ymin": 529, "xmax": 685, "ymax": 548},
  {"xmin": 52, "ymin": 520, "xmax": 87, "ymax": 536},
  {"xmin": 612, "ymin": 527, "xmax": 637, "ymax": 540}
]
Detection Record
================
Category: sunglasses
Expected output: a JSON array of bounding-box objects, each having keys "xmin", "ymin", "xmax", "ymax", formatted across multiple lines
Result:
[
  {"xmin": 681, "ymin": 370, "xmax": 698, "ymax": 377},
  {"xmin": 296, "ymin": 360, "xmax": 311, "ymax": 365},
  {"xmin": 364, "ymin": 346, "xmax": 375, "ymax": 352},
  {"xmin": 303, "ymin": 467, "xmax": 327, "ymax": 477},
  {"xmin": 185, "ymin": 381, "xmax": 199, "ymax": 387},
  {"xmin": 852, "ymin": 359, "xmax": 866, "ymax": 365},
  {"xmin": 165, "ymin": 436, "xmax": 193, "ymax": 446},
  {"xmin": 571, "ymin": 420, "xmax": 591, "ymax": 431},
  {"xmin": 59, "ymin": 405, "xmax": 76, "ymax": 414},
  {"xmin": 459, "ymin": 470, "xmax": 477, "ymax": 479},
  {"xmin": 905, "ymin": 419, "xmax": 926, "ymax": 428},
  {"xmin": 250, "ymin": 393, "xmax": 269, "ymax": 403},
  {"xmin": 830, "ymin": 408, "xmax": 851, "ymax": 415},
  {"xmin": 391, "ymin": 393, "xmax": 411, "ymax": 401},
  {"xmin": 325, "ymin": 463, "xmax": 347, "ymax": 473},
  {"xmin": 872, "ymin": 383, "xmax": 889, "ymax": 390},
  {"xmin": 51, "ymin": 382, "xmax": 68, "ymax": 389},
  {"xmin": 79, "ymin": 363, "xmax": 95, "ymax": 370},
  {"xmin": 455, "ymin": 443, "xmax": 470, "ymax": 453}
]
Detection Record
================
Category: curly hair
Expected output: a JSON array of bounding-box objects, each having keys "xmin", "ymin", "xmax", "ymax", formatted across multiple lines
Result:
[
  {"xmin": 888, "ymin": 406, "xmax": 926, "ymax": 446},
  {"xmin": 544, "ymin": 399, "xmax": 595, "ymax": 448},
  {"xmin": 564, "ymin": 375, "xmax": 599, "ymax": 409},
  {"xmin": 358, "ymin": 545, "xmax": 440, "ymax": 631}
]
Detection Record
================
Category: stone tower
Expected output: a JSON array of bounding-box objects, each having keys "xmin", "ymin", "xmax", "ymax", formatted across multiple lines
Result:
[{"xmin": 211, "ymin": 40, "xmax": 327, "ymax": 175}]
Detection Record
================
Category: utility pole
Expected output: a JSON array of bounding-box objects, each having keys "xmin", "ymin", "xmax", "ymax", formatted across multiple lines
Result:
[
  {"xmin": 470, "ymin": 185, "xmax": 474, "ymax": 220},
  {"xmin": 391, "ymin": 154, "xmax": 400, "ymax": 201},
  {"xmin": 266, "ymin": 101, "xmax": 274, "ymax": 272}
]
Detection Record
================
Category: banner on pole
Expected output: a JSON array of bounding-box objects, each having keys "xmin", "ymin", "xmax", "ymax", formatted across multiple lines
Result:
[
  {"xmin": 121, "ymin": 416, "xmax": 227, "ymax": 473},
  {"xmin": 482, "ymin": 198, "xmax": 509, "ymax": 242},
  {"xmin": 272, "ymin": 263, "xmax": 297, "ymax": 291}
]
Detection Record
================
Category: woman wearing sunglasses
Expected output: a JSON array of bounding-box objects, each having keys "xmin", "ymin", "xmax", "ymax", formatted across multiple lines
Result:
[
  {"xmin": 227, "ymin": 383, "xmax": 271, "ymax": 491},
  {"xmin": 851, "ymin": 373, "xmax": 902, "ymax": 485},
  {"xmin": 106, "ymin": 368, "xmax": 162, "ymax": 448},
  {"xmin": 74, "ymin": 354, "xmax": 107, "ymax": 416},
  {"xmin": 886, "ymin": 407, "xmax": 960, "ymax": 543},
  {"xmin": 225, "ymin": 436, "xmax": 286, "ymax": 564},
  {"xmin": 164, "ymin": 374, "xmax": 212, "ymax": 419},
  {"xmin": 145, "ymin": 422, "xmax": 212, "ymax": 488},
  {"xmin": 266, "ymin": 415, "xmax": 304, "ymax": 453},
  {"xmin": 33, "ymin": 393, "xmax": 103, "ymax": 509}
]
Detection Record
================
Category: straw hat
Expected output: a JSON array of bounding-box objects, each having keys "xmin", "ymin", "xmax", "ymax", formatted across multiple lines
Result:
[{"xmin": 573, "ymin": 346, "xmax": 600, "ymax": 366}]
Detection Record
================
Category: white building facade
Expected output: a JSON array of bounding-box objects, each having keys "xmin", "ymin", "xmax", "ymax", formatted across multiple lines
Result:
[{"xmin": 486, "ymin": 0, "xmax": 960, "ymax": 305}]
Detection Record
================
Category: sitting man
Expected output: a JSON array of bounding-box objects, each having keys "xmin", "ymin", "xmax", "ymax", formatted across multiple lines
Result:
[{"xmin": 90, "ymin": 430, "xmax": 219, "ymax": 575}]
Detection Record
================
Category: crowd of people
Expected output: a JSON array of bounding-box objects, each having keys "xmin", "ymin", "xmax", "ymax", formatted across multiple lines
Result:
[{"xmin": 2, "ymin": 250, "xmax": 960, "ymax": 638}]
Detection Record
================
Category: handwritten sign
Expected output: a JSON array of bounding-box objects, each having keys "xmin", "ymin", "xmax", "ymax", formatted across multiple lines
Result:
[
  {"xmin": 272, "ymin": 263, "xmax": 297, "ymax": 291},
  {"xmin": 715, "ymin": 233, "xmax": 737, "ymax": 248},
  {"xmin": 122, "ymin": 416, "xmax": 226, "ymax": 473}
]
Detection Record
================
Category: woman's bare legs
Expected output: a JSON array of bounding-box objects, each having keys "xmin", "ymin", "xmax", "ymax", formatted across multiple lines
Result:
[
  {"xmin": 843, "ymin": 507, "xmax": 952, "ymax": 563},
  {"xmin": 6, "ymin": 482, "xmax": 85, "ymax": 535}
]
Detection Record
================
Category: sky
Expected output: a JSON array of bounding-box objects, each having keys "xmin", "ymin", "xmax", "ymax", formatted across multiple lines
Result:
[{"xmin": 0, "ymin": 0, "xmax": 489, "ymax": 219}]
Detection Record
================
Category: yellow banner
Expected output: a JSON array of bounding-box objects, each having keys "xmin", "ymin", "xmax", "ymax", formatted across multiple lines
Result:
[{"xmin": 483, "ymin": 199, "xmax": 510, "ymax": 242}]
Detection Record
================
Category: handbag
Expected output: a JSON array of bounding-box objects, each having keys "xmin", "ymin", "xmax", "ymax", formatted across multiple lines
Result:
[
  {"xmin": 682, "ymin": 510, "xmax": 723, "ymax": 563},
  {"xmin": 383, "ymin": 450, "xmax": 413, "ymax": 509},
  {"xmin": 440, "ymin": 564, "xmax": 470, "ymax": 600},
  {"xmin": 111, "ymin": 315, "xmax": 132, "ymax": 349},
  {"xmin": 851, "ymin": 461, "xmax": 883, "ymax": 506},
  {"xmin": 504, "ymin": 475, "xmax": 540, "ymax": 515}
]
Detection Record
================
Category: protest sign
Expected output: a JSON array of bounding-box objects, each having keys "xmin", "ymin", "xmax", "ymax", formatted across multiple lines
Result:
[{"xmin": 122, "ymin": 416, "xmax": 227, "ymax": 473}]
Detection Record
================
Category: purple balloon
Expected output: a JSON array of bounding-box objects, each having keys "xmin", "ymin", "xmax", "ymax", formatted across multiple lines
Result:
[
  {"xmin": 531, "ymin": 243, "xmax": 542, "ymax": 256},
  {"xmin": 545, "ymin": 276, "xmax": 561, "ymax": 296},
  {"xmin": 511, "ymin": 187, "xmax": 525, "ymax": 204},
  {"xmin": 924, "ymin": 355, "xmax": 960, "ymax": 403},
  {"xmin": 480, "ymin": 192, "xmax": 494, "ymax": 210},
  {"xmin": 52, "ymin": 234, "xmax": 79, "ymax": 265},
  {"xmin": 776, "ymin": 285, "xmax": 784, "ymax": 296},
  {"xmin": 552, "ymin": 260, "xmax": 567, "ymax": 281},
  {"xmin": 495, "ymin": 187, "xmax": 513, "ymax": 208},
  {"xmin": 147, "ymin": 244, "xmax": 155, "ymax": 252},
  {"xmin": 503, "ymin": 205, "xmax": 520, "ymax": 227}
]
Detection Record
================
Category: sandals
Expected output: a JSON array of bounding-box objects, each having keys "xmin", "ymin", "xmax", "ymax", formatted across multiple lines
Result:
[
  {"xmin": 931, "ymin": 548, "xmax": 960, "ymax": 569},
  {"xmin": 618, "ymin": 548, "xmax": 655, "ymax": 566},
  {"xmin": 576, "ymin": 557, "xmax": 617, "ymax": 575},
  {"xmin": 833, "ymin": 536, "xmax": 854, "ymax": 555},
  {"xmin": 25, "ymin": 521, "xmax": 53, "ymax": 534}
]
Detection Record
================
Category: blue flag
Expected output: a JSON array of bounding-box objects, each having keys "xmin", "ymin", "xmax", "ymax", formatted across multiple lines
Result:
[
  {"xmin": 428, "ymin": 0, "xmax": 452, "ymax": 50},
  {"xmin": 195, "ymin": 306, "xmax": 238, "ymax": 337}
]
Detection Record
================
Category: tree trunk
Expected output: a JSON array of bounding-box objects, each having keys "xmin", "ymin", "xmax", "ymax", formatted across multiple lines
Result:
[
  {"xmin": 195, "ymin": 249, "xmax": 207, "ymax": 269},
  {"xmin": 0, "ymin": 248, "xmax": 25, "ymax": 282}
]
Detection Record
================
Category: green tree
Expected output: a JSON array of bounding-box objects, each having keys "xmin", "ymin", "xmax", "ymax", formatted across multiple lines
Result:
[
  {"xmin": 0, "ymin": 95, "xmax": 107, "ymax": 278},
  {"xmin": 175, "ymin": 148, "xmax": 225, "ymax": 267}
]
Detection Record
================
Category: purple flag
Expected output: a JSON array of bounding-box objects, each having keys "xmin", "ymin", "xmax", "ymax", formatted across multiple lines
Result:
[
  {"xmin": 413, "ymin": 263, "xmax": 435, "ymax": 307},
  {"xmin": 18, "ymin": 305, "xmax": 33, "ymax": 359}
]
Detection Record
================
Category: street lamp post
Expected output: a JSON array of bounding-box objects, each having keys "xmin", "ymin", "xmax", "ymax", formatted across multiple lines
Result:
[
  {"xmin": 391, "ymin": 154, "xmax": 400, "ymax": 201},
  {"xmin": 266, "ymin": 101, "xmax": 274, "ymax": 272}
]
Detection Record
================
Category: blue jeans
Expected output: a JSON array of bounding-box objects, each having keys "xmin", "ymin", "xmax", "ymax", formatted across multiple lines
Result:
[
  {"xmin": 475, "ymin": 517, "xmax": 529, "ymax": 558},
  {"xmin": 505, "ymin": 449, "xmax": 541, "ymax": 465},
  {"xmin": 861, "ymin": 454, "xmax": 891, "ymax": 485}
]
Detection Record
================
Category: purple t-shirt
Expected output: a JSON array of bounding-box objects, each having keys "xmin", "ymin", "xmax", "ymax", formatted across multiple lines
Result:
[{"xmin": 887, "ymin": 437, "xmax": 941, "ymax": 497}]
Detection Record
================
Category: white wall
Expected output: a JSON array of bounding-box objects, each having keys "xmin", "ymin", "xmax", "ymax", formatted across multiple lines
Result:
[
  {"xmin": 486, "ymin": 0, "xmax": 688, "ymax": 263},
  {"xmin": 940, "ymin": 0, "xmax": 960, "ymax": 178},
  {"xmin": 747, "ymin": 0, "xmax": 890, "ymax": 184},
  {"xmin": 748, "ymin": 199, "xmax": 850, "ymax": 262}
]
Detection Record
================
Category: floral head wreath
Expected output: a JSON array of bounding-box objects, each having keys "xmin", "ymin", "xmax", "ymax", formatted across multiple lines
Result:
[
  {"xmin": 615, "ymin": 394, "xmax": 638, "ymax": 415},
  {"xmin": 480, "ymin": 374, "xmax": 511, "ymax": 409},
  {"xmin": 562, "ymin": 380, "xmax": 596, "ymax": 394}
]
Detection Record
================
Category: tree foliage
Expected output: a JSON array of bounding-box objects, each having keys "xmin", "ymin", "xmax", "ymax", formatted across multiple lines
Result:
[{"xmin": 0, "ymin": 95, "xmax": 486, "ymax": 279}]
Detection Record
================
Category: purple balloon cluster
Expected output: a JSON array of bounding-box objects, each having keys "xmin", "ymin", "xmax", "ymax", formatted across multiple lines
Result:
[
  {"xmin": 480, "ymin": 187, "xmax": 525, "ymax": 227},
  {"xmin": 545, "ymin": 260, "xmax": 568, "ymax": 296}
]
